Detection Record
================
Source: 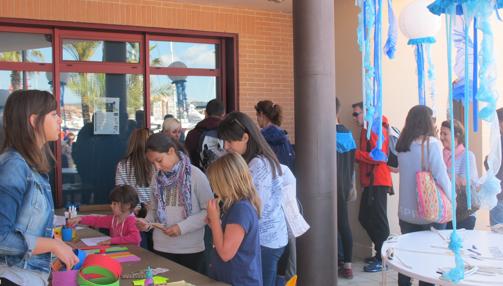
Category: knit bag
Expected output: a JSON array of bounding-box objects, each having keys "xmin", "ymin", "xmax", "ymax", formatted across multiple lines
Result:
[{"xmin": 416, "ymin": 139, "xmax": 452, "ymax": 223}]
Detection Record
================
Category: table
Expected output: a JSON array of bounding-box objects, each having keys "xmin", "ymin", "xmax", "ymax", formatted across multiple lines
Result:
[
  {"xmin": 381, "ymin": 230, "xmax": 503, "ymax": 285},
  {"xmin": 67, "ymin": 228, "xmax": 228, "ymax": 286}
]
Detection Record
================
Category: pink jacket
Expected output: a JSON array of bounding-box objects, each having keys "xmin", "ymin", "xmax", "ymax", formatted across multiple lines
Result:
[{"xmin": 80, "ymin": 214, "xmax": 141, "ymax": 246}]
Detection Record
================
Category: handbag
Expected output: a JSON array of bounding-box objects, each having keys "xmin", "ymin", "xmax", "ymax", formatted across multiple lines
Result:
[
  {"xmin": 455, "ymin": 155, "xmax": 481, "ymax": 221},
  {"xmin": 416, "ymin": 139, "xmax": 452, "ymax": 223}
]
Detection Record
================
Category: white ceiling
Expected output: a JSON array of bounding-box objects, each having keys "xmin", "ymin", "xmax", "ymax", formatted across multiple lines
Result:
[{"xmin": 169, "ymin": 0, "xmax": 292, "ymax": 13}]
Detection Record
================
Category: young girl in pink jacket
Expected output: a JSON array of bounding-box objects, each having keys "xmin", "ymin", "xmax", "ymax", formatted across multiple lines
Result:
[{"xmin": 68, "ymin": 185, "xmax": 141, "ymax": 246}]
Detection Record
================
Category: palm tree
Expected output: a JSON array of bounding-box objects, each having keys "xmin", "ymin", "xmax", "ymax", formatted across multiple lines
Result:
[
  {"xmin": 64, "ymin": 41, "xmax": 99, "ymax": 124},
  {"xmin": 0, "ymin": 50, "xmax": 44, "ymax": 90}
]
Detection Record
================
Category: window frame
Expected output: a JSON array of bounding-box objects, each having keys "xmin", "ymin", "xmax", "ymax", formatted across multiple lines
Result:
[{"xmin": 0, "ymin": 18, "xmax": 239, "ymax": 207}]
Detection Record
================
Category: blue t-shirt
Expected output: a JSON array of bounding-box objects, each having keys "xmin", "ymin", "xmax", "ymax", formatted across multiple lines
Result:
[{"xmin": 209, "ymin": 200, "xmax": 262, "ymax": 286}]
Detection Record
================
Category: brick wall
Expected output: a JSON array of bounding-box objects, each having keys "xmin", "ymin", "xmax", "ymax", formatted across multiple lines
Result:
[{"xmin": 0, "ymin": 0, "xmax": 295, "ymax": 141}]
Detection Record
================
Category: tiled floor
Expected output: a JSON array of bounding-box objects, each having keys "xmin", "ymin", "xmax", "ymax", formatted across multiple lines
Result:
[{"xmin": 338, "ymin": 260, "xmax": 419, "ymax": 286}]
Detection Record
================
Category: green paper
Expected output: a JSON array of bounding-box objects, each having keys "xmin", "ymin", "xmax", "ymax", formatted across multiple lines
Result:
[
  {"xmin": 77, "ymin": 266, "xmax": 119, "ymax": 286},
  {"xmin": 132, "ymin": 276, "xmax": 169, "ymax": 285}
]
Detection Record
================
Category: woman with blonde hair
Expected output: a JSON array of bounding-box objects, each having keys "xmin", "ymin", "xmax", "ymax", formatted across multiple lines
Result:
[
  {"xmin": 162, "ymin": 117, "xmax": 182, "ymax": 141},
  {"xmin": 206, "ymin": 152, "xmax": 262, "ymax": 286}
]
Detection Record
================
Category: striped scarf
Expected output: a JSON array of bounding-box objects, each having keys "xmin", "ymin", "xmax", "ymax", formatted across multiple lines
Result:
[{"xmin": 154, "ymin": 152, "xmax": 192, "ymax": 224}]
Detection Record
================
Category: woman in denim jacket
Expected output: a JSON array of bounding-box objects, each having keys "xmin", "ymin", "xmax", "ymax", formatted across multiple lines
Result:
[{"xmin": 0, "ymin": 90, "xmax": 78, "ymax": 286}]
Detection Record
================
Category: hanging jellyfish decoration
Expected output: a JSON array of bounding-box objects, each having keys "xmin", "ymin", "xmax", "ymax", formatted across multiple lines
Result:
[
  {"xmin": 428, "ymin": 0, "xmax": 500, "ymax": 283},
  {"xmin": 398, "ymin": 0, "xmax": 441, "ymax": 112},
  {"xmin": 356, "ymin": 0, "xmax": 398, "ymax": 162}
]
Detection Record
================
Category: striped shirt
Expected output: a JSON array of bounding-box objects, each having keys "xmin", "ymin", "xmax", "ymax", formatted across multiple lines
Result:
[{"xmin": 115, "ymin": 159, "xmax": 152, "ymax": 204}]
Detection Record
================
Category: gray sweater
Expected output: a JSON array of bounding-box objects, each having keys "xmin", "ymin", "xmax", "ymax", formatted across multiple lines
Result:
[
  {"xmin": 147, "ymin": 165, "xmax": 213, "ymax": 254},
  {"xmin": 397, "ymin": 137, "xmax": 452, "ymax": 225}
]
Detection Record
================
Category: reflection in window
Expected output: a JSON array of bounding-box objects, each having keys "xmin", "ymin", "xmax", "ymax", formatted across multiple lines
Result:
[
  {"xmin": 150, "ymin": 75, "xmax": 217, "ymax": 133},
  {"xmin": 62, "ymin": 40, "xmax": 140, "ymax": 63},
  {"xmin": 0, "ymin": 71, "xmax": 53, "ymax": 146},
  {"xmin": 0, "ymin": 32, "xmax": 52, "ymax": 63},
  {"xmin": 149, "ymin": 41, "xmax": 217, "ymax": 69},
  {"xmin": 59, "ymin": 72, "xmax": 144, "ymax": 205}
]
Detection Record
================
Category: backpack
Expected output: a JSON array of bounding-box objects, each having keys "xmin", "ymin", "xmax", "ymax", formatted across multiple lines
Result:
[
  {"xmin": 387, "ymin": 125, "xmax": 400, "ymax": 168},
  {"xmin": 198, "ymin": 128, "xmax": 226, "ymax": 171}
]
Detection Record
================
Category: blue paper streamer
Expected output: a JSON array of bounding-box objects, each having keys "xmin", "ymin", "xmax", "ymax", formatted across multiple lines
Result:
[
  {"xmin": 473, "ymin": 17, "xmax": 479, "ymax": 132},
  {"xmin": 462, "ymin": 6, "xmax": 472, "ymax": 211},
  {"xmin": 415, "ymin": 44, "xmax": 426, "ymax": 106},
  {"xmin": 426, "ymin": 43, "xmax": 437, "ymax": 116},
  {"xmin": 370, "ymin": 0, "xmax": 387, "ymax": 161},
  {"xmin": 444, "ymin": 5, "xmax": 465, "ymax": 283},
  {"xmin": 384, "ymin": 0, "xmax": 397, "ymax": 59}
]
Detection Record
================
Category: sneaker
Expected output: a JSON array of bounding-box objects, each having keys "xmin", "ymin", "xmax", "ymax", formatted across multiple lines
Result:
[
  {"xmin": 339, "ymin": 267, "xmax": 354, "ymax": 279},
  {"xmin": 363, "ymin": 260, "xmax": 385, "ymax": 272},
  {"xmin": 337, "ymin": 259, "xmax": 344, "ymax": 269},
  {"xmin": 364, "ymin": 256, "xmax": 377, "ymax": 264}
]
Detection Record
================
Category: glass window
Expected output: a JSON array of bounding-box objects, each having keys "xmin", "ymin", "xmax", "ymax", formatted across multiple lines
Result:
[
  {"xmin": 0, "ymin": 32, "xmax": 52, "ymax": 63},
  {"xmin": 149, "ymin": 41, "xmax": 217, "ymax": 69},
  {"xmin": 0, "ymin": 70, "xmax": 53, "ymax": 146},
  {"xmin": 62, "ymin": 40, "xmax": 140, "ymax": 63},
  {"xmin": 60, "ymin": 72, "xmax": 144, "ymax": 206},
  {"xmin": 150, "ymin": 75, "xmax": 217, "ymax": 133}
]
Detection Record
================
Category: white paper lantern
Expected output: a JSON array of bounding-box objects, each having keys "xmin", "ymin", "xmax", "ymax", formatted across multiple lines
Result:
[{"xmin": 399, "ymin": 0, "xmax": 441, "ymax": 41}]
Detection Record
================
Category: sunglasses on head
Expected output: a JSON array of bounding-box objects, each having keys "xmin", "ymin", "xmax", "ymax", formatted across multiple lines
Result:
[
  {"xmin": 352, "ymin": 112, "xmax": 361, "ymax": 117},
  {"xmin": 233, "ymin": 118, "xmax": 247, "ymax": 132}
]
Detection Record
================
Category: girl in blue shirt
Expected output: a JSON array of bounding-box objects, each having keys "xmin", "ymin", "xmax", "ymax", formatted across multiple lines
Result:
[
  {"xmin": 206, "ymin": 152, "xmax": 262, "ymax": 286},
  {"xmin": 0, "ymin": 90, "xmax": 78, "ymax": 286},
  {"xmin": 218, "ymin": 112, "xmax": 287, "ymax": 286}
]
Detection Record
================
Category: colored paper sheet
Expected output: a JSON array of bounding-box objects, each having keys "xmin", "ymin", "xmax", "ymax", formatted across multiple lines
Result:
[
  {"xmin": 132, "ymin": 276, "xmax": 169, "ymax": 285},
  {"xmin": 52, "ymin": 270, "xmax": 78, "ymax": 286}
]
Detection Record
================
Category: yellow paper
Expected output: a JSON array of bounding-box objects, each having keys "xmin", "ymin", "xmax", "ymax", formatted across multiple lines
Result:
[{"xmin": 132, "ymin": 276, "xmax": 169, "ymax": 285}]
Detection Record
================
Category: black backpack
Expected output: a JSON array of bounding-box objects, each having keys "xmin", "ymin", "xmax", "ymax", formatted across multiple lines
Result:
[{"xmin": 197, "ymin": 128, "xmax": 226, "ymax": 171}]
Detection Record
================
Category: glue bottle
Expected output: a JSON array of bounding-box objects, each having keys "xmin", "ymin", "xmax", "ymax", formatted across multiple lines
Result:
[{"xmin": 144, "ymin": 266, "xmax": 154, "ymax": 286}]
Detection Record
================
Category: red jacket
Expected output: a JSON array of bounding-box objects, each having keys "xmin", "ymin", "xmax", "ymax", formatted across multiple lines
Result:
[{"xmin": 355, "ymin": 117, "xmax": 393, "ymax": 188}]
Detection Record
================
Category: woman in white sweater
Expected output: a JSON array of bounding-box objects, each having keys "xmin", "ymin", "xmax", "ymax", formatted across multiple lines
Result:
[
  {"xmin": 395, "ymin": 105, "xmax": 452, "ymax": 286},
  {"xmin": 137, "ymin": 133, "xmax": 213, "ymax": 273}
]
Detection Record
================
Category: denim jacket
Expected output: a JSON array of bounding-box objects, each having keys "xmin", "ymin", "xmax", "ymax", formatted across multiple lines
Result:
[{"xmin": 0, "ymin": 149, "xmax": 54, "ymax": 273}]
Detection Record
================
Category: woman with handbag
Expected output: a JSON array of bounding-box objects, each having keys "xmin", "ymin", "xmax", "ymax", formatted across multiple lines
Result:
[
  {"xmin": 395, "ymin": 105, "xmax": 452, "ymax": 286},
  {"xmin": 439, "ymin": 120, "xmax": 480, "ymax": 230}
]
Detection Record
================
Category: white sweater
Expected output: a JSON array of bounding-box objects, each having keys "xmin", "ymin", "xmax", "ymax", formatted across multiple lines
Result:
[
  {"xmin": 146, "ymin": 165, "xmax": 213, "ymax": 254},
  {"xmin": 397, "ymin": 137, "xmax": 452, "ymax": 225}
]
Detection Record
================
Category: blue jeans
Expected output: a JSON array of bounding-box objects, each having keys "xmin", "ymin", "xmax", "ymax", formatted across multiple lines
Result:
[
  {"xmin": 261, "ymin": 245, "xmax": 285, "ymax": 286},
  {"xmin": 490, "ymin": 200, "xmax": 503, "ymax": 226},
  {"xmin": 398, "ymin": 220, "xmax": 446, "ymax": 286}
]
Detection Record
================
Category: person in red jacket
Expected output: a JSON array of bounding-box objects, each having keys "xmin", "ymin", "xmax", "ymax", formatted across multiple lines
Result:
[{"xmin": 352, "ymin": 102, "xmax": 392, "ymax": 273}]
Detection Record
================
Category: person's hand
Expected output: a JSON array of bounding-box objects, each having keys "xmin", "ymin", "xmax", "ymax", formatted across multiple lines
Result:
[
  {"xmin": 135, "ymin": 218, "xmax": 150, "ymax": 231},
  {"xmin": 66, "ymin": 217, "xmax": 81, "ymax": 227},
  {"xmin": 162, "ymin": 224, "xmax": 181, "ymax": 237},
  {"xmin": 52, "ymin": 239, "xmax": 79, "ymax": 270},
  {"xmin": 207, "ymin": 199, "xmax": 220, "ymax": 228},
  {"xmin": 97, "ymin": 239, "xmax": 111, "ymax": 246}
]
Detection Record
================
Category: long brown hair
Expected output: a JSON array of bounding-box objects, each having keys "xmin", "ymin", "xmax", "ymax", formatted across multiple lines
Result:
[
  {"xmin": 218, "ymin": 112, "xmax": 282, "ymax": 177},
  {"xmin": 395, "ymin": 105, "xmax": 436, "ymax": 153},
  {"xmin": 207, "ymin": 152, "xmax": 261, "ymax": 217},
  {"xmin": 124, "ymin": 128, "xmax": 153, "ymax": 187},
  {"xmin": 2, "ymin": 90, "xmax": 57, "ymax": 173}
]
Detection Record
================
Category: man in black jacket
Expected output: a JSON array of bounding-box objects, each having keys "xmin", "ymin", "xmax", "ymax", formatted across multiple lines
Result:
[{"xmin": 336, "ymin": 98, "xmax": 356, "ymax": 279}]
